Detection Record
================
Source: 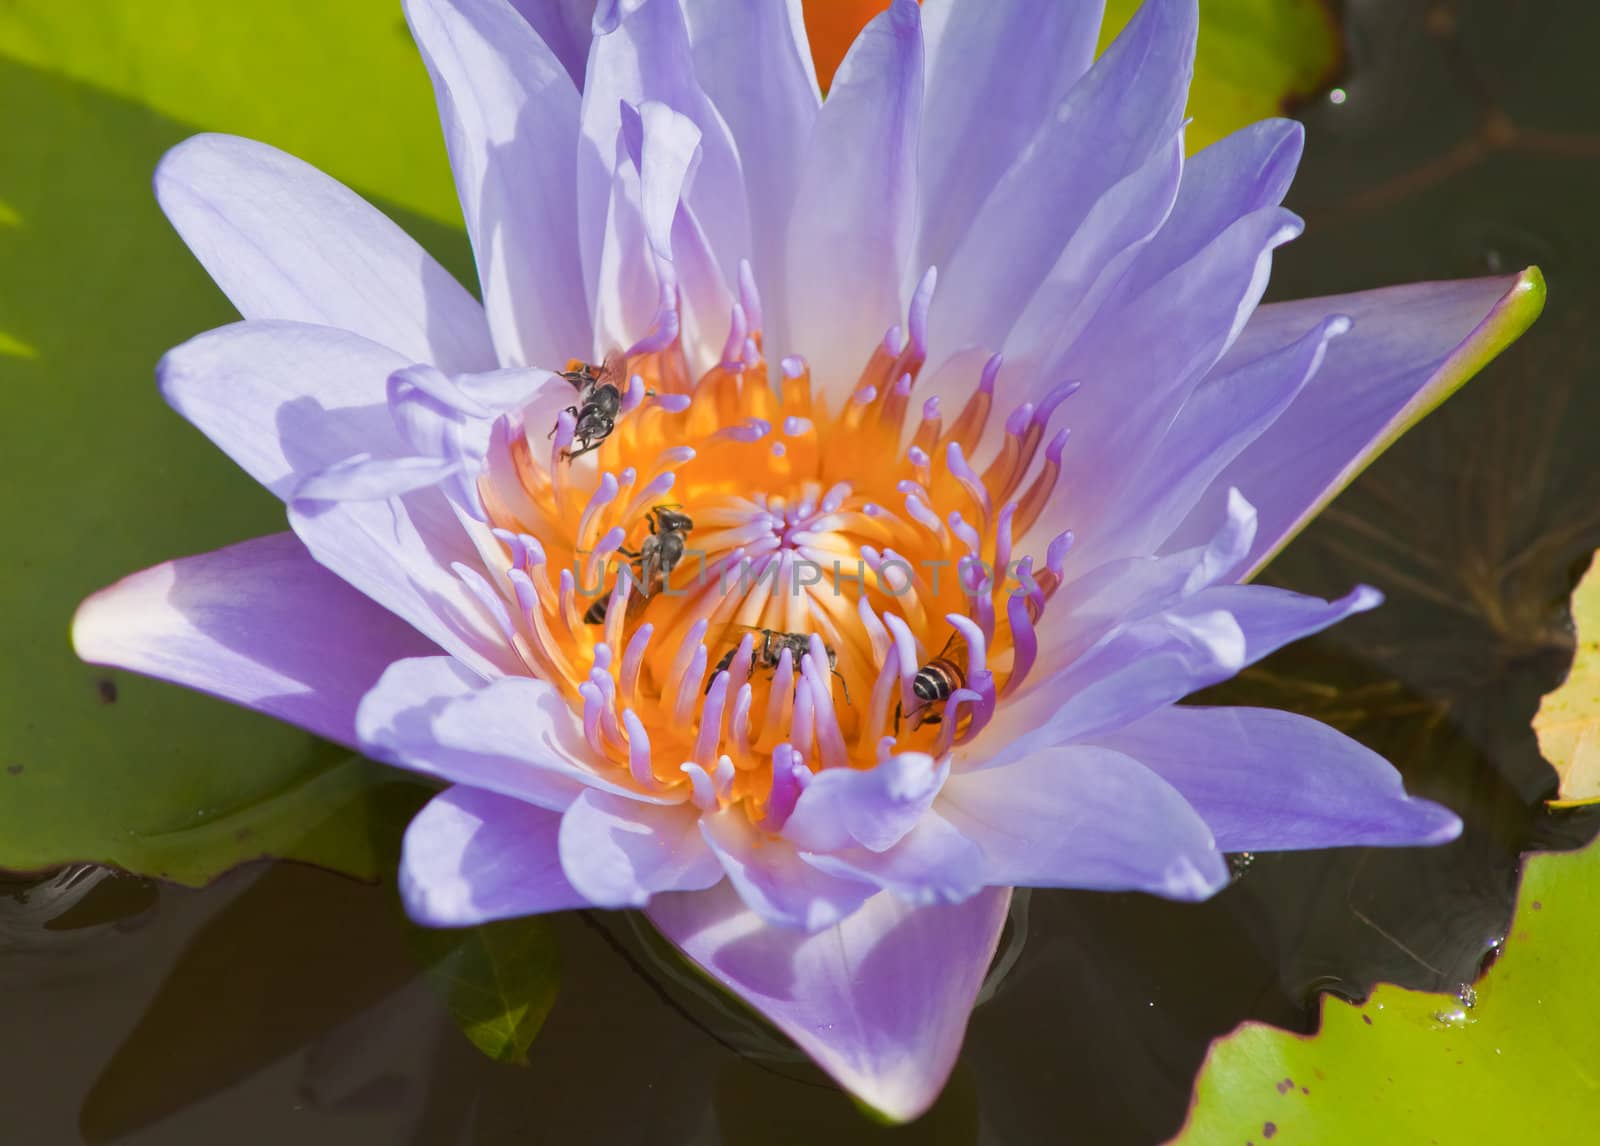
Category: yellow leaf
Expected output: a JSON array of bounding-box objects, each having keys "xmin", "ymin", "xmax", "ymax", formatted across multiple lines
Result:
[{"xmin": 1534, "ymin": 554, "xmax": 1600, "ymax": 805}]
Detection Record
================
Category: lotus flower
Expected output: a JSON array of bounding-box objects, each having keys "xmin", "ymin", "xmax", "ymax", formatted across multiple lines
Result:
[{"xmin": 73, "ymin": 0, "xmax": 1542, "ymax": 1120}]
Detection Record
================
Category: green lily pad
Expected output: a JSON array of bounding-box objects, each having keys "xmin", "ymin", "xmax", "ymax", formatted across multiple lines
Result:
[
  {"xmin": 410, "ymin": 916, "xmax": 563, "ymax": 1065},
  {"xmin": 0, "ymin": 3, "xmax": 472, "ymax": 884},
  {"xmin": 0, "ymin": 0, "xmax": 462, "ymax": 225},
  {"xmin": 1101, "ymin": 0, "xmax": 1343, "ymax": 150},
  {"xmin": 1172, "ymin": 834, "xmax": 1600, "ymax": 1144}
]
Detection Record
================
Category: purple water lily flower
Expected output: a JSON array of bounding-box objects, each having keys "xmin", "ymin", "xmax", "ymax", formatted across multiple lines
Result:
[{"xmin": 73, "ymin": 0, "xmax": 1541, "ymax": 1121}]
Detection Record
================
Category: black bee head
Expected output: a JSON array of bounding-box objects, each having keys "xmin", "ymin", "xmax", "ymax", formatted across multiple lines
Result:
[
  {"xmin": 561, "ymin": 361, "xmax": 598, "ymax": 388},
  {"xmin": 657, "ymin": 509, "xmax": 693, "ymax": 533}
]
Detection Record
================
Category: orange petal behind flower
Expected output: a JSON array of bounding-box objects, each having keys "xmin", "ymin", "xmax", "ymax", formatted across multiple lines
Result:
[{"xmin": 804, "ymin": 0, "xmax": 919, "ymax": 91}]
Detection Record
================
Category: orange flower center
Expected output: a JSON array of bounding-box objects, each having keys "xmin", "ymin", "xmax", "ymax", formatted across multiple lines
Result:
[{"xmin": 476, "ymin": 287, "xmax": 1069, "ymax": 825}]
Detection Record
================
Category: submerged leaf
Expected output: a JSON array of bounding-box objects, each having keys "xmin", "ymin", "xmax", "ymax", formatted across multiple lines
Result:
[
  {"xmin": 1533, "ymin": 554, "xmax": 1600, "ymax": 805},
  {"xmin": 1171, "ymin": 836, "xmax": 1600, "ymax": 1143},
  {"xmin": 411, "ymin": 917, "xmax": 562, "ymax": 1065},
  {"xmin": 81, "ymin": 864, "xmax": 419, "ymax": 1142}
]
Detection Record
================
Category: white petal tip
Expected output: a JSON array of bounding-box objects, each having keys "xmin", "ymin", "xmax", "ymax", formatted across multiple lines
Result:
[
  {"xmin": 1348, "ymin": 584, "xmax": 1385, "ymax": 612},
  {"xmin": 69, "ymin": 566, "xmax": 171, "ymax": 666}
]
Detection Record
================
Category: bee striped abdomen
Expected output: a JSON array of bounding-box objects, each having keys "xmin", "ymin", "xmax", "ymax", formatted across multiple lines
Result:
[{"xmin": 913, "ymin": 657, "xmax": 963, "ymax": 703}]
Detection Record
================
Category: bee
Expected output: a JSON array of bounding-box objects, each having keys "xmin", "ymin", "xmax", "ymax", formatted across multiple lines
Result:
[
  {"xmin": 582, "ymin": 593, "xmax": 614, "ymax": 626},
  {"xmin": 553, "ymin": 353, "xmax": 625, "ymax": 460},
  {"xmin": 620, "ymin": 504, "xmax": 694, "ymax": 594},
  {"xmin": 586, "ymin": 505, "xmax": 694, "ymax": 625},
  {"xmin": 559, "ymin": 358, "xmax": 603, "ymax": 390},
  {"xmin": 709, "ymin": 627, "xmax": 851, "ymax": 705},
  {"xmin": 895, "ymin": 631, "xmax": 967, "ymax": 734}
]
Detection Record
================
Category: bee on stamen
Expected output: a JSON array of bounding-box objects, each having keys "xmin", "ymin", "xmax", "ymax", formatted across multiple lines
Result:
[
  {"xmin": 582, "ymin": 592, "xmax": 614, "ymax": 626},
  {"xmin": 710, "ymin": 627, "xmax": 851, "ymax": 706},
  {"xmin": 552, "ymin": 352, "xmax": 625, "ymax": 460},
  {"xmin": 895, "ymin": 630, "xmax": 967, "ymax": 734},
  {"xmin": 619, "ymin": 504, "xmax": 694, "ymax": 593},
  {"xmin": 587, "ymin": 504, "xmax": 695, "ymax": 625}
]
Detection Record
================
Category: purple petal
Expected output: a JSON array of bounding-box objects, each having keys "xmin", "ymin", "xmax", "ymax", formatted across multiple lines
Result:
[
  {"xmin": 800, "ymin": 813, "xmax": 986, "ymax": 907},
  {"xmin": 1168, "ymin": 272, "xmax": 1547, "ymax": 575},
  {"xmin": 293, "ymin": 454, "xmax": 465, "ymax": 502},
  {"xmin": 591, "ymin": 123, "xmax": 664, "ymax": 355},
  {"xmin": 1095, "ymin": 314, "xmax": 1349, "ymax": 563},
  {"xmin": 1176, "ymin": 582, "xmax": 1383, "ymax": 664},
  {"xmin": 784, "ymin": 0, "xmax": 922, "ymax": 392},
  {"xmin": 590, "ymin": 0, "xmax": 649, "ymax": 31},
  {"xmin": 357, "ymin": 659, "xmax": 676, "ymax": 809},
  {"xmin": 1091, "ymin": 706, "xmax": 1462, "ymax": 851},
  {"xmin": 558, "ymin": 789, "xmax": 723, "ymax": 907},
  {"xmin": 781, "ymin": 751, "xmax": 947, "ymax": 853},
  {"xmin": 592, "ymin": 101, "xmax": 711, "ymax": 356},
  {"xmin": 455, "ymin": 365, "xmax": 561, "ymax": 411},
  {"xmin": 915, "ymin": 0, "xmax": 1106, "ymax": 277},
  {"xmin": 994, "ymin": 120, "xmax": 1302, "ymax": 436},
  {"xmin": 1115, "ymin": 117, "xmax": 1304, "ymax": 301},
  {"xmin": 288, "ymin": 489, "xmax": 518, "ymax": 679},
  {"xmin": 159, "ymin": 320, "xmax": 409, "ymax": 500},
  {"xmin": 973, "ymin": 608, "xmax": 1248, "ymax": 771},
  {"xmin": 982, "ymin": 577, "xmax": 1379, "ymax": 771},
  {"xmin": 153, "ymin": 134, "xmax": 495, "ymax": 373},
  {"xmin": 929, "ymin": 0, "xmax": 1194, "ymax": 360},
  {"xmin": 1027, "ymin": 205, "xmax": 1303, "ymax": 551},
  {"xmin": 648, "ymin": 882, "xmax": 1010, "ymax": 1121},
  {"xmin": 987, "ymin": 130, "xmax": 1184, "ymax": 410},
  {"xmin": 1037, "ymin": 488, "xmax": 1258, "ymax": 680},
  {"xmin": 700, "ymin": 811, "xmax": 876, "ymax": 931},
  {"xmin": 401, "ymin": 784, "xmax": 591, "ymax": 926},
  {"xmin": 681, "ymin": 0, "xmax": 819, "ymax": 343},
  {"xmin": 406, "ymin": 0, "xmax": 591, "ymax": 369},
  {"xmin": 626, "ymin": 102, "xmax": 699, "ymax": 257},
  {"xmin": 380, "ymin": 365, "xmax": 523, "ymax": 504},
  {"xmin": 160, "ymin": 336, "xmax": 536, "ymax": 516},
  {"xmin": 668, "ymin": 190, "xmax": 739, "ymax": 377},
  {"xmin": 506, "ymin": 0, "xmax": 597, "ymax": 87},
  {"xmin": 940, "ymin": 745, "xmax": 1227, "ymax": 899},
  {"xmin": 73, "ymin": 533, "xmax": 437, "ymax": 749},
  {"xmin": 579, "ymin": 0, "xmax": 750, "ymax": 308}
]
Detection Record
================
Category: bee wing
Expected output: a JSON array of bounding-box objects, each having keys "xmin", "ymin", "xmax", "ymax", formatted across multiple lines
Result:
[
  {"xmin": 595, "ymin": 349, "xmax": 627, "ymax": 389},
  {"xmin": 935, "ymin": 628, "xmax": 967, "ymax": 662},
  {"xmin": 638, "ymin": 547, "xmax": 662, "ymax": 594},
  {"xmin": 587, "ymin": 565, "xmax": 650, "ymax": 630},
  {"xmin": 706, "ymin": 622, "xmax": 766, "ymax": 649}
]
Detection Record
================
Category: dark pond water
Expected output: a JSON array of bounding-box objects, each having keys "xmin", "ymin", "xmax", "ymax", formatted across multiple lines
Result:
[{"xmin": 6, "ymin": 0, "xmax": 1600, "ymax": 1142}]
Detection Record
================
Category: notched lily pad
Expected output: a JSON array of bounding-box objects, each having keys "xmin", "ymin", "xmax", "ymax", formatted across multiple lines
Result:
[
  {"xmin": 1171, "ymin": 834, "xmax": 1600, "ymax": 1144},
  {"xmin": 1533, "ymin": 554, "xmax": 1600, "ymax": 805}
]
